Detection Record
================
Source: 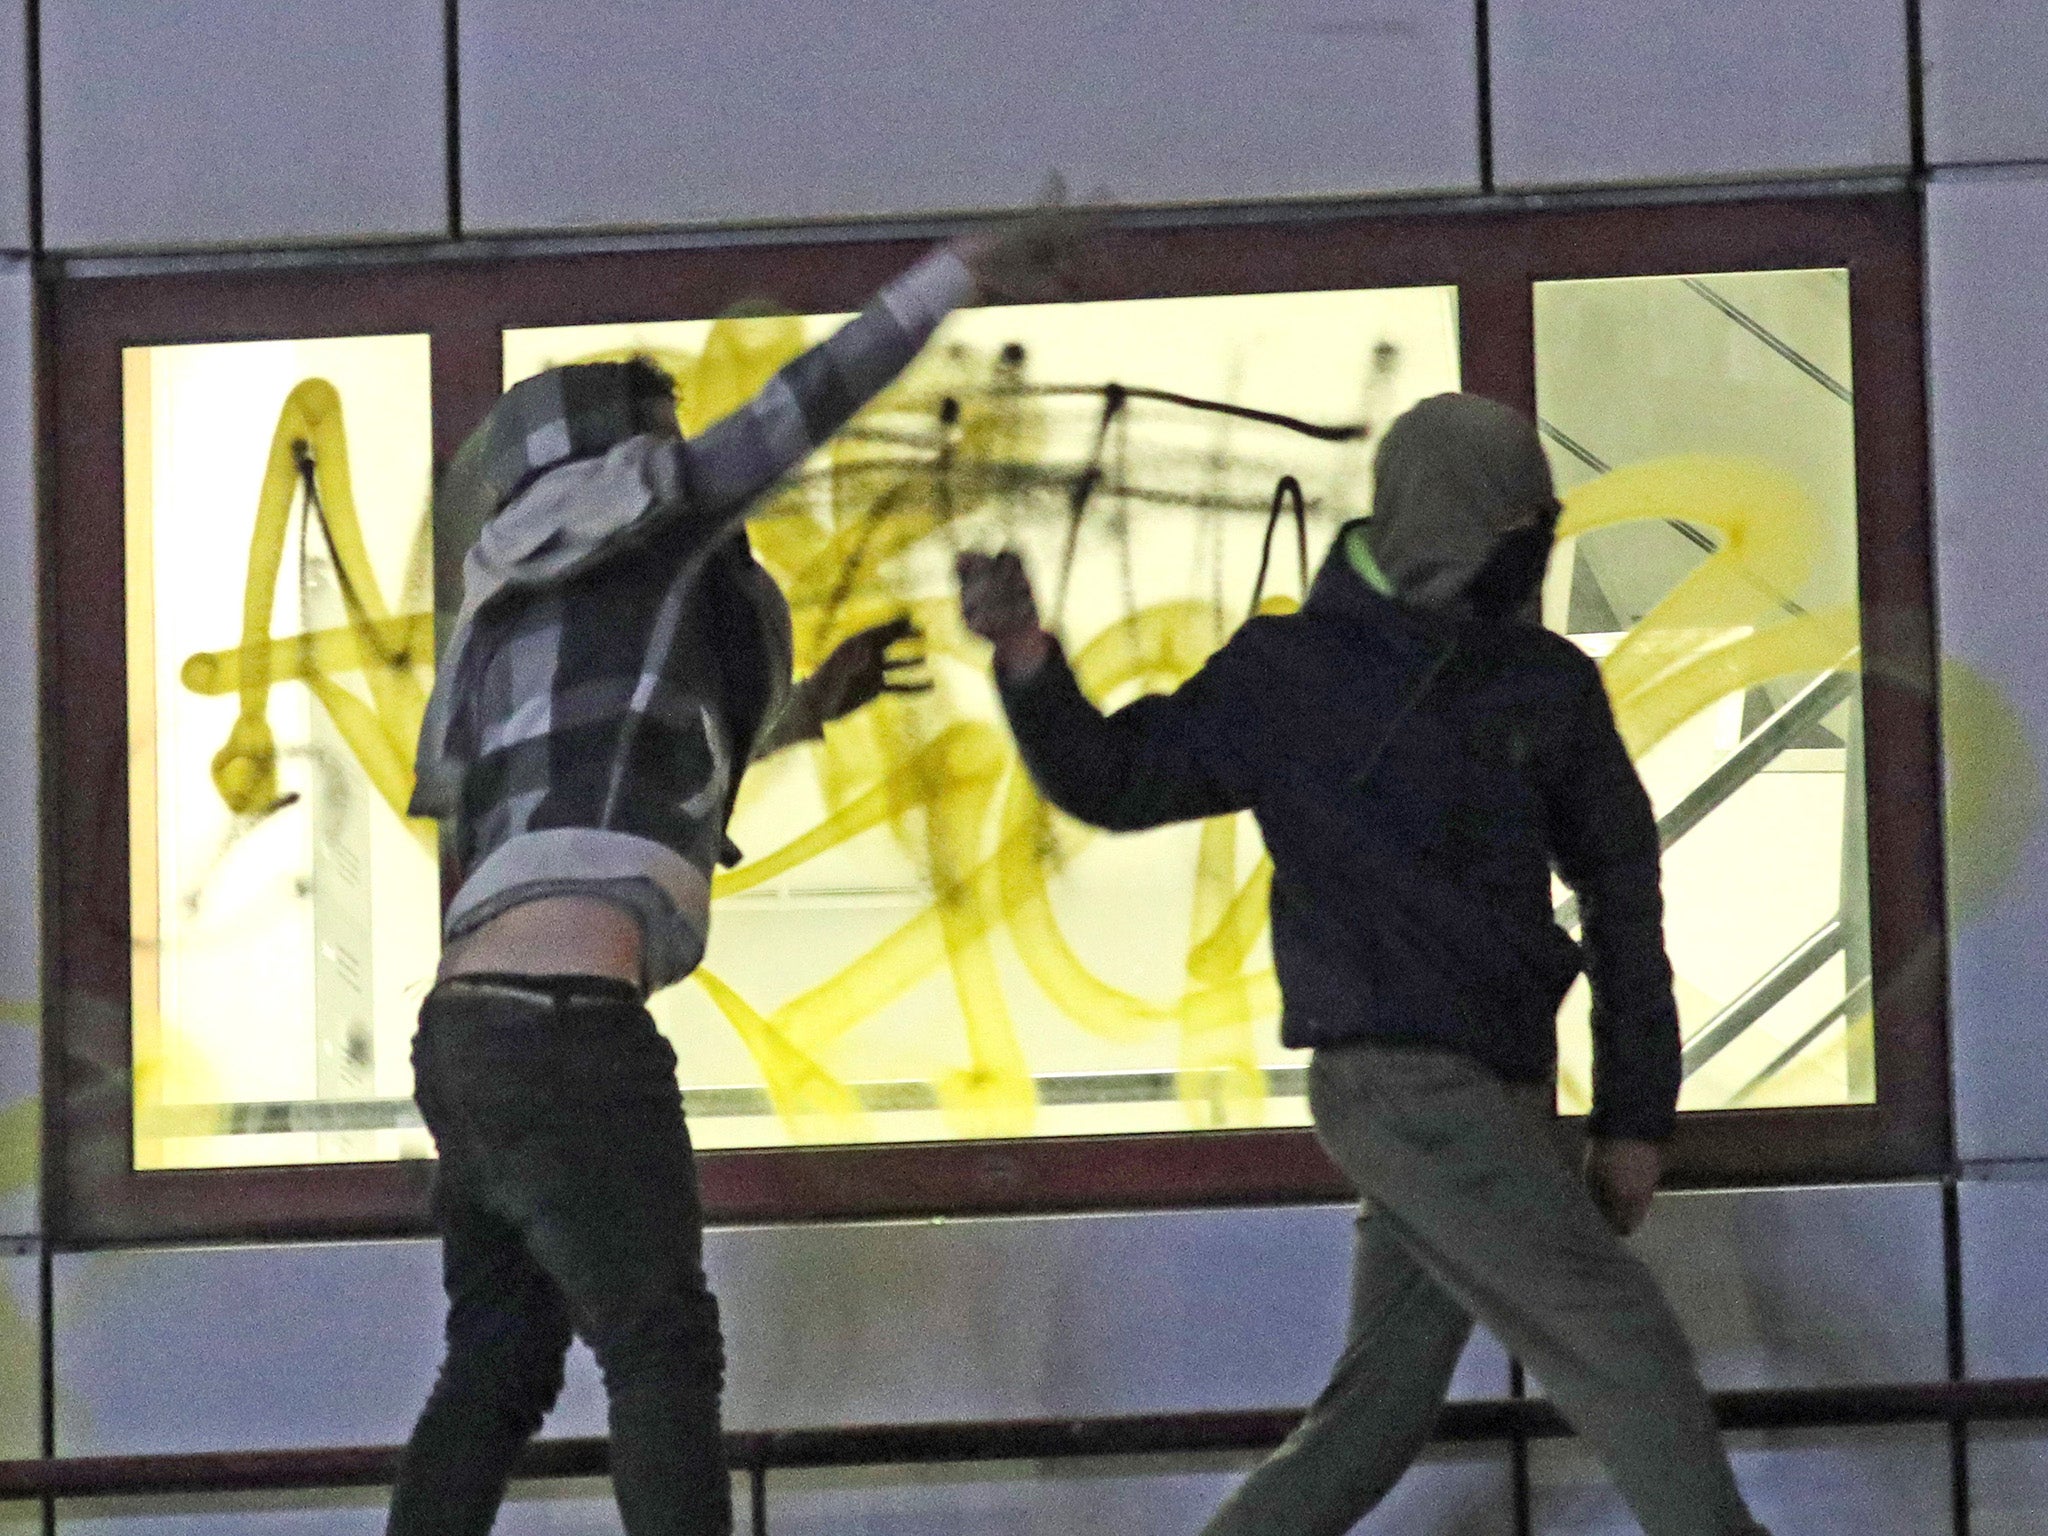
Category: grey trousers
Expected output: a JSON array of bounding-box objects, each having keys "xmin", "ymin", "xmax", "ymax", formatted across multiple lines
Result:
[{"xmin": 1198, "ymin": 1043, "xmax": 1769, "ymax": 1536}]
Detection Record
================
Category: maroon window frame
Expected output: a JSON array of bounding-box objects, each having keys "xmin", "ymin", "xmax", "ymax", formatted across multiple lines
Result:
[{"xmin": 41, "ymin": 189, "xmax": 1946, "ymax": 1245}]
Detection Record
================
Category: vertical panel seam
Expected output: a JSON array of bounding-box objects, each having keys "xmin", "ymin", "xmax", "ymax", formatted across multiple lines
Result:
[
  {"xmin": 1954, "ymin": 1403, "xmax": 1972, "ymax": 1530},
  {"xmin": 1904, "ymin": 0, "xmax": 1927, "ymax": 174},
  {"xmin": 1945, "ymin": 1176, "xmax": 1970, "ymax": 1533},
  {"xmin": 1474, "ymin": 0, "xmax": 1495, "ymax": 194},
  {"xmin": 37, "ymin": 1237, "xmax": 51, "ymax": 1536},
  {"xmin": 22, "ymin": 0, "xmax": 38, "ymax": 255},
  {"xmin": 1509, "ymin": 1355, "xmax": 1530, "ymax": 1534},
  {"xmin": 444, "ymin": 0, "xmax": 462, "ymax": 240},
  {"xmin": 31, "ymin": 252, "xmax": 63, "ymax": 1256},
  {"xmin": 28, "ymin": 245, "xmax": 55, "ymax": 1536}
]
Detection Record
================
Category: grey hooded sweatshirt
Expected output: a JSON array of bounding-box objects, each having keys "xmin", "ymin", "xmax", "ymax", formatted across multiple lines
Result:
[{"xmin": 997, "ymin": 393, "xmax": 1683, "ymax": 1141}]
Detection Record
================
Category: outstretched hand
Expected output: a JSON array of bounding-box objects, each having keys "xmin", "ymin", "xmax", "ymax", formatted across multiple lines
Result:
[
  {"xmin": 755, "ymin": 617, "xmax": 934, "ymax": 758},
  {"xmin": 805, "ymin": 615, "xmax": 931, "ymax": 728},
  {"xmin": 949, "ymin": 172, "xmax": 1104, "ymax": 305},
  {"xmin": 956, "ymin": 550, "xmax": 1052, "ymax": 679}
]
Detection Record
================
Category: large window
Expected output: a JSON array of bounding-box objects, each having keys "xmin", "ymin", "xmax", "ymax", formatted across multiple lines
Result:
[
  {"xmin": 124, "ymin": 335, "xmax": 440, "ymax": 1171},
  {"xmin": 507, "ymin": 291, "xmax": 1461, "ymax": 1154},
  {"xmin": 45, "ymin": 192, "xmax": 1945, "ymax": 1242},
  {"xmin": 1533, "ymin": 270, "xmax": 1873, "ymax": 1116}
]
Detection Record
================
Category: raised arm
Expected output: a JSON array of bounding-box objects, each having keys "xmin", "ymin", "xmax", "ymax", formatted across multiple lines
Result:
[
  {"xmin": 685, "ymin": 190, "xmax": 1096, "ymax": 518},
  {"xmin": 959, "ymin": 551, "xmax": 1256, "ymax": 831},
  {"xmin": 681, "ymin": 250, "xmax": 976, "ymax": 515},
  {"xmin": 1543, "ymin": 652, "xmax": 1682, "ymax": 1226}
]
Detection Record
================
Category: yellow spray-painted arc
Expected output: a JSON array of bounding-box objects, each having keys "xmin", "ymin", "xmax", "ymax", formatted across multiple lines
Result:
[
  {"xmin": 993, "ymin": 599, "xmax": 1251, "ymax": 1045},
  {"xmin": 1561, "ymin": 455, "xmax": 1823, "ymax": 715},
  {"xmin": 183, "ymin": 613, "xmax": 433, "ymax": 699},
  {"xmin": 1553, "ymin": 458, "xmax": 1868, "ymax": 1078},
  {"xmin": 691, "ymin": 968, "xmax": 864, "ymax": 1140}
]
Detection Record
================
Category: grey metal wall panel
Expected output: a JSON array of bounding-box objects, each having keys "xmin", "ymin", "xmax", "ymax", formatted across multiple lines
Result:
[
  {"xmin": 1489, "ymin": 0, "xmax": 1911, "ymax": 188},
  {"xmin": 716, "ymin": 1205, "xmax": 1509, "ymax": 1428},
  {"xmin": 1972, "ymin": 1424, "xmax": 2048, "ymax": 1535},
  {"xmin": 53, "ymin": 1457, "xmax": 1507, "ymax": 1536},
  {"xmin": 1926, "ymin": 172, "xmax": 2048, "ymax": 1163},
  {"xmin": 1923, "ymin": 0, "xmax": 2048, "ymax": 166},
  {"xmin": 1531, "ymin": 1426, "xmax": 1952, "ymax": 1533},
  {"xmin": 458, "ymin": 0, "xmax": 1481, "ymax": 235},
  {"xmin": 61, "ymin": 1493, "xmax": 393, "ymax": 1536},
  {"xmin": 52, "ymin": 1240, "xmax": 485, "ymax": 1455},
  {"xmin": 1530, "ymin": 1183, "xmax": 1946, "ymax": 1395},
  {"xmin": 40, "ymin": 0, "xmax": 447, "ymax": 252},
  {"xmin": 59, "ymin": 1480, "xmax": 723, "ymax": 1534},
  {"xmin": 0, "ymin": 3, "xmax": 26, "ymax": 250},
  {"xmin": 1959, "ymin": 1175, "xmax": 2048, "ymax": 1378},
  {"xmin": 0, "ymin": 1245, "xmax": 38, "ymax": 1463},
  {"xmin": 0, "ymin": 259, "xmax": 32, "ymax": 1239},
  {"xmin": 52, "ymin": 1207, "xmax": 1509, "ymax": 1456},
  {"xmin": 767, "ymin": 1447, "xmax": 1513, "ymax": 1535}
]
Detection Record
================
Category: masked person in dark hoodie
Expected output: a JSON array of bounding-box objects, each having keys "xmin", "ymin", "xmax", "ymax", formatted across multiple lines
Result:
[{"xmin": 956, "ymin": 393, "xmax": 1771, "ymax": 1536}]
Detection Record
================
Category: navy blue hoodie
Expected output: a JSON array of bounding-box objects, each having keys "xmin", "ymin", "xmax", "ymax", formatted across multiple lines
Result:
[{"xmin": 996, "ymin": 400, "xmax": 1682, "ymax": 1141}]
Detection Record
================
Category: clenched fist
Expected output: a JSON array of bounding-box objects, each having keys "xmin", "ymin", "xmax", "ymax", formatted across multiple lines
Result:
[
  {"xmin": 1583, "ymin": 1137, "xmax": 1663, "ymax": 1236},
  {"xmin": 956, "ymin": 550, "xmax": 1052, "ymax": 680},
  {"xmin": 947, "ymin": 172, "xmax": 1101, "ymax": 305}
]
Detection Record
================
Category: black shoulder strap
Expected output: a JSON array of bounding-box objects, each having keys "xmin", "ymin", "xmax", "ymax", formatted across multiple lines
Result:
[{"xmin": 1351, "ymin": 633, "xmax": 1461, "ymax": 789}]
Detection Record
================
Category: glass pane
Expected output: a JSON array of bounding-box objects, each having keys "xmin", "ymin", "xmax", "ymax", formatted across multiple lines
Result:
[
  {"xmin": 124, "ymin": 335, "xmax": 440, "ymax": 1169},
  {"xmin": 1533, "ymin": 269, "xmax": 1872, "ymax": 1113},
  {"xmin": 507, "ymin": 286, "xmax": 1461, "ymax": 1150}
]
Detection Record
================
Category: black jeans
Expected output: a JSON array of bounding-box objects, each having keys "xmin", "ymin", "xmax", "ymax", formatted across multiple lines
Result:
[{"xmin": 387, "ymin": 974, "xmax": 730, "ymax": 1536}]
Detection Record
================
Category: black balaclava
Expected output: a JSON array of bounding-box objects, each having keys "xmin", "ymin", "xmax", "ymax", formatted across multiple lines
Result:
[{"xmin": 1356, "ymin": 392, "xmax": 1562, "ymax": 622}]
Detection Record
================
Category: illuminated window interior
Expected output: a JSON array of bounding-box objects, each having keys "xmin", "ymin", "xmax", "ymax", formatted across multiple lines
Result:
[
  {"xmin": 121, "ymin": 271, "xmax": 1871, "ymax": 1171},
  {"xmin": 1534, "ymin": 269, "xmax": 1873, "ymax": 1113},
  {"xmin": 504, "ymin": 287, "xmax": 1462, "ymax": 1150},
  {"xmin": 125, "ymin": 335, "xmax": 440, "ymax": 1169}
]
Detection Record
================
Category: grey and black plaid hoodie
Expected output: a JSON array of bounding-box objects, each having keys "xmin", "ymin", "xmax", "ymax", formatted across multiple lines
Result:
[{"xmin": 411, "ymin": 249, "xmax": 975, "ymax": 988}]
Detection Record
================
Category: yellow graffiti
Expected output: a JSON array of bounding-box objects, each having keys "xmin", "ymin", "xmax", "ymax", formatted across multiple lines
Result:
[
  {"xmin": 1548, "ymin": 459, "xmax": 1866, "ymax": 1110},
  {"xmin": 173, "ymin": 324, "xmax": 2036, "ymax": 1147},
  {"xmin": 1561, "ymin": 456, "xmax": 1856, "ymax": 756},
  {"xmin": 182, "ymin": 378, "xmax": 436, "ymax": 855},
  {"xmin": 1547, "ymin": 460, "xmax": 2034, "ymax": 1108},
  {"xmin": 0, "ymin": 999, "xmax": 32, "ymax": 1200},
  {"xmin": 0, "ymin": 998, "xmax": 35, "ymax": 1458},
  {"xmin": 1940, "ymin": 654, "xmax": 2044, "ymax": 928}
]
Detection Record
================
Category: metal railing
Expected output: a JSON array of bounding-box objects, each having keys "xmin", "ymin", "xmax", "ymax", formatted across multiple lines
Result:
[
  {"xmin": 1553, "ymin": 661, "xmax": 1858, "ymax": 934},
  {"xmin": 6, "ymin": 1378, "xmax": 2048, "ymax": 1529},
  {"xmin": 1552, "ymin": 659, "xmax": 1865, "ymax": 1086}
]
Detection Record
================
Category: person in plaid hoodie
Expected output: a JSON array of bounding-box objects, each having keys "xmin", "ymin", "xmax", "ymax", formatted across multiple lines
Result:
[{"xmin": 389, "ymin": 203, "xmax": 1088, "ymax": 1536}]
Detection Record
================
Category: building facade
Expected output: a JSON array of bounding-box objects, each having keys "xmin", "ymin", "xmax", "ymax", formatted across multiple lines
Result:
[{"xmin": 6, "ymin": 0, "xmax": 2048, "ymax": 1530}]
